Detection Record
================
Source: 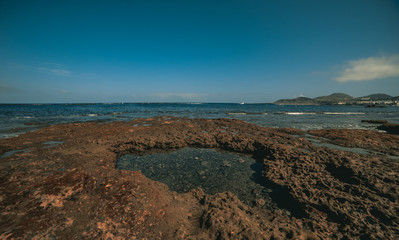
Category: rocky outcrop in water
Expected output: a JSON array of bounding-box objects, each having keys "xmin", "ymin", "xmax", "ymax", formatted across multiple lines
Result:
[
  {"xmin": 377, "ymin": 123, "xmax": 399, "ymax": 135},
  {"xmin": 361, "ymin": 119, "xmax": 388, "ymax": 124},
  {"xmin": 0, "ymin": 117, "xmax": 398, "ymax": 239}
]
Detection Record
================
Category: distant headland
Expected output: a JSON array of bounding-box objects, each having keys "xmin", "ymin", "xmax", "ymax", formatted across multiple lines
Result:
[{"xmin": 274, "ymin": 93, "xmax": 399, "ymax": 106}]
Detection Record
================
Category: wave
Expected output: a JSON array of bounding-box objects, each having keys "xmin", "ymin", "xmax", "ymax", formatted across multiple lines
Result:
[
  {"xmin": 16, "ymin": 116, "xmax": 33, "ymax": 119},
  {"xmin": 228, "ymin": 112, "xmax": 367, "ymax": 116},
  {"xmin": 281, "ymin": 112, "xmax": 365, "ymax": 115},
  {"xmin": 60, "ymin": 114, "xmax": 100, "ymax": 118},
  {"xmin": 228, "ymin": 112, "xmax": 247, "ymax": 115},
  {"xmin": 323, "ymin": 112, "xmax": 365, "ymax": 115},
  {"xmin": 285, "ymin": 112, "xmax": 317, "ymax": 115},
  {"xmin": 227, "ymin": 112, "xmax": 269, "ymax": 115}
]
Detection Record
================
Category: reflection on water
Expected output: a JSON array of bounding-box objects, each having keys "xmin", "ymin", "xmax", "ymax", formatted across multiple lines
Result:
[
  {"xmin": 42, "ymin": 141, "xmax": 64, "ymax": 148},
  {"xmin": 293, "ymin": 134, "xmax": 399, "ymax": 160},
  {"xmin": 0, "ymin": 149, "xmax": 31, "ymax": 159}
]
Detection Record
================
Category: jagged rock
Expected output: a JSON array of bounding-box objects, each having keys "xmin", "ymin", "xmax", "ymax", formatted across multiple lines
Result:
[
  {"xmin": 361, "ymin": 119, "xmax": 388, "ymax": 124},
  {"xmin": 0, "ymin": 117, "xmax": 398, "ymax": 239}
]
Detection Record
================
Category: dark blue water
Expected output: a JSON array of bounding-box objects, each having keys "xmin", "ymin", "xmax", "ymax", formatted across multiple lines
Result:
[{"xmin": 1, "ymin": 103, "xmax": 398, "ymax": 138}]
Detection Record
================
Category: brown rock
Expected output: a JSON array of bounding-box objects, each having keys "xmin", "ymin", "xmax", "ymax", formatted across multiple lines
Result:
[{"xmin": 0, "ymin": 117, "xmax": 397, "ymax": 239}]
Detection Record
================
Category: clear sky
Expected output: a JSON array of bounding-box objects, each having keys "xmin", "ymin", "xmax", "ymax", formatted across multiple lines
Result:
[{"xmin": 0, "ymin": 0, "xmax": 398, "ymax": 103}]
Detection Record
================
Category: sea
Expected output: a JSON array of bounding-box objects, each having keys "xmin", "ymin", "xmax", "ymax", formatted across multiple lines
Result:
[{"xmin": 1, "ymin": 103, "xmax": 398, "ymax": 139}]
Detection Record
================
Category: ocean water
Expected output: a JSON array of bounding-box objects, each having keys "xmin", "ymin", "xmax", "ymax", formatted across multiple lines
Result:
[{"xmin": 0, "ymin": 103, "xmax": 398, "ymax": 139}]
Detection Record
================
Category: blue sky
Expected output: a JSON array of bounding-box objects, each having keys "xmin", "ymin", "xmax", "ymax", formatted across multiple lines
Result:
[{"xmin": 0, "ymin": 0, "xmax": 398, "ymax": 103}]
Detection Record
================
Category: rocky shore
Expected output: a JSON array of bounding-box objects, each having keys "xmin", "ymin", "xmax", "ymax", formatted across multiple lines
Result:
[{"xmin": 0, "ymin": 117, "xmax": 398, "ymax": 239}]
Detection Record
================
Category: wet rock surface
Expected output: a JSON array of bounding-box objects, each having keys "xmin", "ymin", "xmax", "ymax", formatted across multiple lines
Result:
[
  {"xmin": 0, "ymin": 116, "xmax": 398, "ymax": 239},
  {"xmin": 361, "ymin": 119, "xmax": 388, "ymax": 124},
  {"xmin": 308, "ymin": 128, "xmax": 399, "ymax": 156},
  {"xmin": 377, "ymin": 123, "xmax": 399, "ymax": 135}
]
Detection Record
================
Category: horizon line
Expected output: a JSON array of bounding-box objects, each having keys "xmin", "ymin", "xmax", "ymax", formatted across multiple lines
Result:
[{"xmin": 0, "ymin": 102, "xmax": 274, "ymax": 105}]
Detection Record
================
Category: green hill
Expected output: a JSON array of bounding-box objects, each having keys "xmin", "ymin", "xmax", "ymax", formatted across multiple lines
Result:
[
  {"xmin": 314, "ymin": 93, "xmax": 353, "ymax": 103},
  {"xmin": 274, "ymin": 93, "xmax": 396, "ymax": 105},
  {"xmin": 274, "ymin": 97, "xmax": 319, "ymax": 105},
  {"xmin": 356, "ymin": 94, "xmax": 393, "ymax": 100}
]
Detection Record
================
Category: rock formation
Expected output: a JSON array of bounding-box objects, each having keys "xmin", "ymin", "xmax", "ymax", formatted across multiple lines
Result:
[{"xmin": 0, "ymin": 117, "xmax": 398, "ymax": 239}]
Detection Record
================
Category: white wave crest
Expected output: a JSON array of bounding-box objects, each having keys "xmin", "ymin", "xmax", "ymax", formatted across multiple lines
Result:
[
  {"xmin": 324, "ymin": 112, "xmax": 365, "ymax": 115},
  {"xmin": 286, "ymin": 112, "xmax": 316, "ymax": 115}
]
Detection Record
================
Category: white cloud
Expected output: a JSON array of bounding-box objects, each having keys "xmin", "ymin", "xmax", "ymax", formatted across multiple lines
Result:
[
  {"xmin": 148, "ymin": 92, "xmax": 203, "ymax": 101},
  {"xmin": 59, "ymin": 89, "xmax": 68, "ymax": 94},
  {"xmin": 336, "ymin": 55, "xmax": 399, "ymax": 82}
]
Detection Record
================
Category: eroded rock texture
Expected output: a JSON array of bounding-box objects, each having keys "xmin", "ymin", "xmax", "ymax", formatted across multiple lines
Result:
[{"xmin": 0, "ymin": 117, "xmax": 398, "ymax": 239}]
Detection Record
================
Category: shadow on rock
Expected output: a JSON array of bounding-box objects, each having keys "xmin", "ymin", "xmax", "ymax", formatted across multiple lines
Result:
[{"xmin": 250, "ymin": 162, "xmax": 309, "ymax": 219}]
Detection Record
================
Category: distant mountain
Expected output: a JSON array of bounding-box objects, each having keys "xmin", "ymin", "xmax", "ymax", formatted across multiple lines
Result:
[
  {"xmin": 356, "ymin": 93, "xmax": 393, "ymax": 100},
  {"xmin": 314, "ymin": 93, "xmax": 353, "ymax": 103},
  {"xmin": 273, "ymin": 97, "xmax": 319, "ymax": 105},
  {"xmin": 274, "ymin": 93, "xmax": 397, "ymax": 106}
]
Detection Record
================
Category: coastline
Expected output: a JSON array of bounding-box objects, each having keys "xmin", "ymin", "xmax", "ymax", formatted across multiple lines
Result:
[
  {"xmin": 1, "ymin": 103, "xmax": 399, "ymax": 140},
  {"xmin": 0, "ymin": 117, "xmax": 398, "ymax": 239},
  {"xmin": 274, "ymin": 93, "xmax": 399, "ymax": 106}
]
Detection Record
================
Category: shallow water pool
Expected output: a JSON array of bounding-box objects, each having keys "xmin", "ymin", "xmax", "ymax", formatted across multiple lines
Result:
[{"xmin": 117, "ymin": 148, "xmax": 277, "ymax": 208}]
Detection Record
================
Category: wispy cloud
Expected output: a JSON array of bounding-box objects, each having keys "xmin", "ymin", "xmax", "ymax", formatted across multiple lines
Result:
[
  {"xmin": 0, "ymin": 83, "xmax": 19, "ymax": 94},
  {"xmin": 148, "ymin": 92, "xmax": 203, "ymax": 100},
  {"xmin": 35, "ymin": 62, "xmax": 70, "ymax": 76},
  {"xmin": 59, "ymin": 89, "xmax": 68, "ymax": 94},
  {"xmin": 0, "ymin": 83, "xmax": 11, "ymax": 93},
  {"xmin": 6, "ymin": 62, "xmax": 71, "ymax": 76},
  {"xmin": 0, "ymin": 83, "xmax": 11, "ymax": 89},
  {"xmin": 35, "ymin": 67, "xmax": 70, "ymax": 76},
  {"xmin": 336, "ymin": 55, "xmax": 399, "ymax": 82}
]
